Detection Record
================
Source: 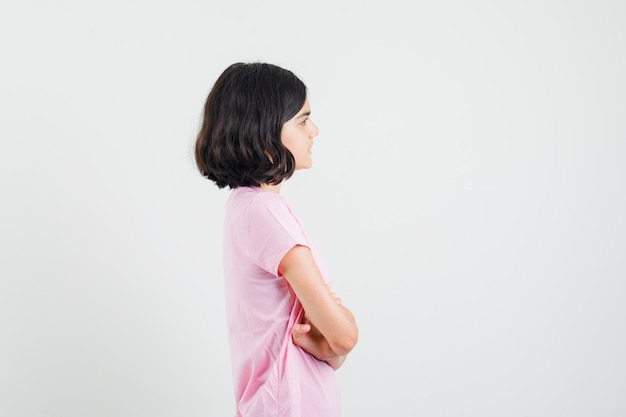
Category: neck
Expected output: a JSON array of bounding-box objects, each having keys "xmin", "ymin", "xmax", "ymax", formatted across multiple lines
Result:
[{"xmin": 259, "ymin": 183, "xmax": 282, "ymax": 194}]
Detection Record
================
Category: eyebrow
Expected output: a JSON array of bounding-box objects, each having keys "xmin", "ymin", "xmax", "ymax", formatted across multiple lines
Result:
[{"xmin": 295, "ymin": 110, "xmax": 311, "ymax": 119}]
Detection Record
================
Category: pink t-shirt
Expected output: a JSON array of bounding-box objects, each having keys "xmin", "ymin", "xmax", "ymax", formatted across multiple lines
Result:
[{"xmin": 223, "ymin": 186, "xmax": 340, "ymax": 417}]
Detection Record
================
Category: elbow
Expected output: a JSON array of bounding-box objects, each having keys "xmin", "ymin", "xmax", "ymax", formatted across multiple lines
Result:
[{"xmin": 331, "ymin": 327, "xmax": 359, "ymax": 356}]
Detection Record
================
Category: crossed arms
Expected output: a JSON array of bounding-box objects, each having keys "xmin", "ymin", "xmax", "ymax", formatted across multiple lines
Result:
[{"xmin": 279, "ymin": 245, "xmax": 359, "ymax": 370}]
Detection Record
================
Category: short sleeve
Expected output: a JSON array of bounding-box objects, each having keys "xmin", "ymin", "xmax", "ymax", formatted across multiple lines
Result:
[{"xmin": 243, "ymin": 194, "xmax": 309, "ymax": 276}]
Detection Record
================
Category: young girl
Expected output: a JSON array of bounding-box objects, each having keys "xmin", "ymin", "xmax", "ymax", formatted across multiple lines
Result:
[{"xmin": 195, "ymin": 62, "xmax": 358, "ymax": 417}]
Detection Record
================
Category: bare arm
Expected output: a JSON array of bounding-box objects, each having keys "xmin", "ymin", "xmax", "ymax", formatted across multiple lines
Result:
[
  {"xmin": 279, "ymin": 245, "xmax": 358, "ymax": 356},
  {"xmin": 292, "ymin": 285, "xmax": 348, "ymax": 369}
]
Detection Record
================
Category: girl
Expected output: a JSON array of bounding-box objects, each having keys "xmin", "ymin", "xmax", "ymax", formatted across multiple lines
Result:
[{"xmin": 195, "ymin": 62, "xmax": 358, "ymax": 417}]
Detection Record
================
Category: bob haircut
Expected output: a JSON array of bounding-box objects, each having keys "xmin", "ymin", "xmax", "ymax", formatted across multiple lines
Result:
[{"xmin": 195, "ymin": 62, "xmax": 307, "ymax": 189}]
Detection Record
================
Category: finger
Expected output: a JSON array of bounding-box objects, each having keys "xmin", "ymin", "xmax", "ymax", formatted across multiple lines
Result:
[
  {"xmin": 293, "ymin": 324, "xmax": 311, "ymax": 334},
  {"xmin": 292, "ymin": 324, "xmax": 310, "ymax": 344}
]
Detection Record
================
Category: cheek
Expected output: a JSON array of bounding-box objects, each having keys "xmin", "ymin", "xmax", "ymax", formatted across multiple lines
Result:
[
  {"xmin": 280, "ymin": 131, "xmax": 296, "ymax": 152},
  {"xmin": 283, "ymin": 137, "xmax": 301, "ymax": 155}
]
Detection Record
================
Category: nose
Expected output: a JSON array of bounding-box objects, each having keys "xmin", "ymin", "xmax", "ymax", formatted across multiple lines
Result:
[{"xmin": 309, "ymin": 120, "xmax": 319, "ymax": 138}]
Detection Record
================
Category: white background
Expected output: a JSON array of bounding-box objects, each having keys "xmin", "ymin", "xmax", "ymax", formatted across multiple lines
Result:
[{"xmin": 1, "ymin": 1, "xmax": 625, "ymax": 416}]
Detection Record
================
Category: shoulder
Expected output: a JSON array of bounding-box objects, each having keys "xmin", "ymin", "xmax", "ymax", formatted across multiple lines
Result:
[
  {"xmin": 226, "ymin": 188, "xmax": 299, "ymax": 232},
  {"xmin": 244, "ymin": 189, "xmax": 295, "ymax": 221},
  {"xmin": 228, "ymin": 187, "xmax": 282, "ymax": 212}
]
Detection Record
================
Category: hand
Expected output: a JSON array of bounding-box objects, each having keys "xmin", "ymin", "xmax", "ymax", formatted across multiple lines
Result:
[
  {"xmin": 292, "ymin": 322, "xmax": 328, "ymax": 358},
  {"xmin": 292, "ymin": 314, "xmax": 347, "ymax": 370}
]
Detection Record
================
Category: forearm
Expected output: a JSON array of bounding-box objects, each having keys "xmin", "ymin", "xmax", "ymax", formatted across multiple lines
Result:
[
  {"xmin": 292, "ymin": 321, "xmax": 349, "ymax": 370},
  {"xmin": 304, "ymin": 338, "xmax": 348, "ymax": 371},
  {"xmin": 309, "ymin": 334, "xmax": 347, "ymax": 370},
  {"xmin": 324, "ymin": 304, "xmax": 358, "ymax": 356}
]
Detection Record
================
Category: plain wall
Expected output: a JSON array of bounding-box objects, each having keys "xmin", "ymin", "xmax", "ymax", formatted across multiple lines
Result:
[{"xmin": 1, "ymin": 1, "xmax": 625, "ymax": 416}]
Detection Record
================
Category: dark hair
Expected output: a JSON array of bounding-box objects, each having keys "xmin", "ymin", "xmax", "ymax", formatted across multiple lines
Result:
[{"xmin": 195, "ymin": 62, "xmax": 307, "ymax": 189}]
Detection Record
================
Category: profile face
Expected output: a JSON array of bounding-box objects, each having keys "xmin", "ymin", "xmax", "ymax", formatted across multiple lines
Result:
[{"xmin": 280, "ymin": 98, "xmax": 319, "ymax": 170}]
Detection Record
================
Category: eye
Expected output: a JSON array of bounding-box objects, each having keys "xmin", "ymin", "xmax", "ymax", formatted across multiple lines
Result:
[{"xmin": 299, "ymin": 118, "xmax": 309, "ymax": 125}]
